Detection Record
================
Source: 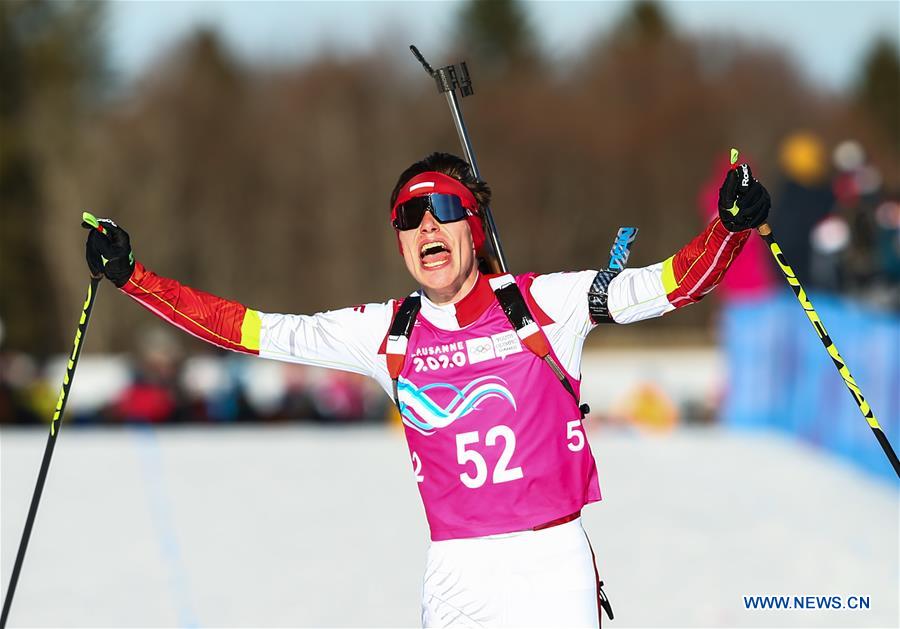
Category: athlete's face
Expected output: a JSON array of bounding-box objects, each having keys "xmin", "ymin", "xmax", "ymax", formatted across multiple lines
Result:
[{"xmin": 397, "ymin": 210, "xmax": 479, "ymax": 305}]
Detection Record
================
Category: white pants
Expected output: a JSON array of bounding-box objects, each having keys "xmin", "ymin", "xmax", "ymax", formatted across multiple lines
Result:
[{"xmin": 421, "ymin": 518, "xmax": 600, "ymax": 628}]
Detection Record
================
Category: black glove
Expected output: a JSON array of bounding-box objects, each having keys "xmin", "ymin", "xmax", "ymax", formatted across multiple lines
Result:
[
  {"xmin": 717, "ymin": 163, "xmax": 771, "ymax": 232},
  {"xmin": 84, "ymin": 218, "xmax": 135, "ymax": 287}
]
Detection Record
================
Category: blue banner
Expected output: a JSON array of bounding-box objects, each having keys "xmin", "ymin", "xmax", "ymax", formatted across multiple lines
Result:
[{"xmin": 720, "ymin": 291, "xmax": 900, "ymax": 481}]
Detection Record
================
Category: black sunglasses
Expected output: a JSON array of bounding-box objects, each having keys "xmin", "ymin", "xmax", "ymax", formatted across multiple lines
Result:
[{"xmin": 393, "ymin": 194, "xmax": 472, "ymax": 231}]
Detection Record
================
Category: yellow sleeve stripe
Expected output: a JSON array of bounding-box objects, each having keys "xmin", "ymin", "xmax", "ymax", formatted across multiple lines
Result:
[
  {"xmin": 661, "ymin": 256, "xmax": 679, "ymax": 294},
  {"xmin": 240, "ymin": 309, "xmax": 262, "ymax": 352}
]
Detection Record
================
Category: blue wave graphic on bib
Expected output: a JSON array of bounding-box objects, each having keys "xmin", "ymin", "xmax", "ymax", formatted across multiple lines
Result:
[{"xmin": 398, "ymin": 375, "xmax": 516, "ymax": 435}]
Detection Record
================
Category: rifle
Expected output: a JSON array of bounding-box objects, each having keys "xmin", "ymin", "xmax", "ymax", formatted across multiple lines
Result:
[{"xmin": 409, "ymin": 46, "xmax": 638, "ymax": 277}]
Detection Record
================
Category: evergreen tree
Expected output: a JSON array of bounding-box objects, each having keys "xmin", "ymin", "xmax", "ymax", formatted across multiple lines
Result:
[
  {"xmin": 855, "ymin": 37, "xmax": 900, "ymax": 154},
  {"xmin": 0, "ymin": 0, "xmax": 108, "ymax": 353},
  {"xmin": 456, "ymin": 0, "xmax": 539, "ymax": 75},
  {"xmin": 613, "ymin": 0, "xmax": 673, "ymax": 46}
]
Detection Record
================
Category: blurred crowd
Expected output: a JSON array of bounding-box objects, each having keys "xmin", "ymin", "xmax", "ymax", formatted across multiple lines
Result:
[
  {"xmin": 2, "ymin": 132, "xmax": 897, "ymax": 428},
  {"xmin": 699, "ymin": 133, "xmax": 900, "ymax": 310},
  {"xmin": 0, "ymin": 328, "xmax": 389, "ymax": 426},
  {"xmin": 771, "ymin": 133, "xmax": 900, "ymax": 308}
]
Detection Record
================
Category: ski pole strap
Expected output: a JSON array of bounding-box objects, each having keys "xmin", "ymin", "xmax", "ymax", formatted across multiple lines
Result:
[{"xmin": 488, "ymin": 275, "xmax": 586, "ymax": 416}]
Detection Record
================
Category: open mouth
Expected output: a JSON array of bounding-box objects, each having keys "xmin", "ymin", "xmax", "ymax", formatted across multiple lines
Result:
[{"xmin": 420, "ymin": 241, "xmax": 451, "ymax": 269}]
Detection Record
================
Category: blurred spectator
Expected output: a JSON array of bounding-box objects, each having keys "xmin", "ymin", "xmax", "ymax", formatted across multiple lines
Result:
[
  {"xmin": 767, "ymin": 132, "xmax": 834, "ymax": 289},
  {"xmin": 312, "ymin": 371, "xmax": 369, "ymax": 423},
  {"xmin": 809, "ymin": 214, "xmax": 851, "ymax": 291},
  {"xmin": 0, "ymin": 352, "xmax": 54, "ymax": 424},
  {"xmin": 279, "ymin": 363, "xmax": 319, "ymax": 421},
  {"xmin": 824, "ymin": 140, "xmax": 894, "ymax": 305},
  {"xmin": 609, "ymin": 382, "xmax": 679, "ymax": 432},
  {"xmin": 112, "ymin": 329, "xmax": 186, "ymax": 423},
  {"xmin": 0, "ymin": 310, "xmax": 58, "ymax": 424},
  {"xmin": 873, "ymin": 196, "xmax": 900, "ymax": 309},
  {"xmin": 181, "ymin": 354, "xmax": 252, "ymax": 422}
]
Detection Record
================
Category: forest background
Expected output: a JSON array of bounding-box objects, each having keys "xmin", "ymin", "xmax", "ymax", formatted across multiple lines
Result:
[{"xmin": 2, "ymin": 0, "xmax": 898, "ymax": 356}]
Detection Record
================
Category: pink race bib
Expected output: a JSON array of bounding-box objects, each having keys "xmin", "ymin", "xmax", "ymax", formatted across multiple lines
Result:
[{"xmin": 399, "ymin": 275, "xmax": 601, "ymax": 541}]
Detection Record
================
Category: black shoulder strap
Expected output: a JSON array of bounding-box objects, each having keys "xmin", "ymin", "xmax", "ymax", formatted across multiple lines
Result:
[
  {"xmin": 386, "ymin": 294, "xmax": 421, "ymax": 409},
  {"xmin": 489, "ymin": 275, "xmax": 588, "ymax": 417}
]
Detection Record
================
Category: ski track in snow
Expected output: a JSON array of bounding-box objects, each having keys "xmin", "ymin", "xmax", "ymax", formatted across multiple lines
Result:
[{"xmin": 1, "ymin": 425, "xmax": 897, "ymax": 628}]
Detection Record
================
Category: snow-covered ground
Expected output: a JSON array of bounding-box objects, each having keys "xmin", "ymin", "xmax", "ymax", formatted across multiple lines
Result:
[{"xmin": 1, "ymin": 425, "xmax": 897, "ymax": 628}]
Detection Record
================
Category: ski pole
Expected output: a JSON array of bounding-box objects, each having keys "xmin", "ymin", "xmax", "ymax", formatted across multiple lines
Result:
[
  {"xmin": 1, "ymin": 212, "xmax": 105, "ymax": 628},
  {"xmin": 728, "ymin": 150, "xmax": 900, "ymax": 478},
  {"xmin": 409, "ymin": 44, "xmax": 509, "ymax": 274}
]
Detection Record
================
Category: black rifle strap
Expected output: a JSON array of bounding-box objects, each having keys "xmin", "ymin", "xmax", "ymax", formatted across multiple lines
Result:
[
  {"xmin": 386, "ymin": 294, "xmax": 422, "ymax": 409},
  {"xmin": 491, "ymin": 278, "xmax": 588, "ymax": 417}
]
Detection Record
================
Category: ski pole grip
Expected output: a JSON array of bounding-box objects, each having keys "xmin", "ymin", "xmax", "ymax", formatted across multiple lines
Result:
[
  {"xmin": 729, "ymin": 148, "xmax": 771, "ymax": 237},
  {"xmin": 81, "ymin": 211, "xmax": 106, "ymax": 234}
]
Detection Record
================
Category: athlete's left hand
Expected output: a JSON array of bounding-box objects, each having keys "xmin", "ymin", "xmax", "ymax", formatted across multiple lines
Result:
[
  {"xmin": 717, "ymin": 163, "xmax": 771, "ymax": 232},
  {"xmin": 84, "ymin": 217, "xmax": 135, "ymax": 287}
]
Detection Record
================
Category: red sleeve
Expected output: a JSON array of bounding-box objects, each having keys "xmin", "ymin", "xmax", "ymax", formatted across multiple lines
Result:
[
  {"xmin": 663, "ymin": 218, "xmax": 750, "ymax": 308},
  {"xmin": 120, "ymin": 261, "xmax": 260, "ymax": 355}
]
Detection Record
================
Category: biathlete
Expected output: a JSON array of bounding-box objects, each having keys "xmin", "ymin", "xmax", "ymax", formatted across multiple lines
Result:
[{"xmin": 85, "ymin": 152, "xmax": 770, "ymax": 627}]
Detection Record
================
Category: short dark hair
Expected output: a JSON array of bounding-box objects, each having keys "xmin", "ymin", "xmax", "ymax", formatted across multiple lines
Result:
[{"xmin": 390, "ymin": 152, "xmax": 492, "ymax": 211}]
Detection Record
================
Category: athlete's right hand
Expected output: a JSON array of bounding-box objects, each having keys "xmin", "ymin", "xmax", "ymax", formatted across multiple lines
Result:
[{"xmin": 84, "ymin": 217, "xmax": 135, "ymax": 287}]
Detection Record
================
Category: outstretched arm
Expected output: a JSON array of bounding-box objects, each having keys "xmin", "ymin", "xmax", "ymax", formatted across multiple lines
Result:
[
  {"xmin": 601, "ymin": 218, "xmax": 749, "ymax": 323},
  {"xmin": 122, "ymin": 262, "xmax": 262, "ymax": 354},
  {"xmin": 593, "ymin": 161, "xmax": 771, "ymax": 324},
  {"xmin": 86, "ymin": 219, "xmax": 391, "ymax": 376},
  {"xmin": 123, "ymin": 263, "xmax": 391, "ymax": 374}
]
